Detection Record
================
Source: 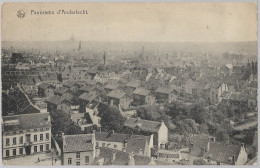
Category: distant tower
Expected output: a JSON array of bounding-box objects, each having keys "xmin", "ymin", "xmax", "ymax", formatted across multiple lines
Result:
[
  {"xmin": 78, "ymin": 41, "xmax": 81, "ymax": 50},
  {"xmin": 103, "ymin": 52, "xmax": 106, "ymax": 65}
]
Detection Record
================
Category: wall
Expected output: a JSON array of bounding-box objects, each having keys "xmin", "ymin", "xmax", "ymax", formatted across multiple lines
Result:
[{"xmin": 63, "ymin": 150, "xmax": 94, "ymax": 166}]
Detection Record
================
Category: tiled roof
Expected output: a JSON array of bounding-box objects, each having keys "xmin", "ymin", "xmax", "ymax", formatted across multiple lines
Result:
[
  {"xmin": 205, "ymin": 142, "xmax": 241, "ymax": 164},
  {"xmin": 8, "ymin": 87, "xmax": 40, "ymax": 114},
  {"xmin": 3, "ymin": 112, "xmax": 51, "ymax": 133},
  {"xmin": 126, "ymin": 80, "xmax": 141, "ymax": 88},
  {"xmin": 79, "ymin": 85, "xmax": 95, "ymax": 93},
  {"xmin": 155, "ymin": 87, "xmax": 176, "ymax": 95},
  {"xmin": 79, "ymin": 90, "xmax": 99, "ymax": 102},
  {"xmin": 124, "ymin": 118, "xmax": 162, "ymax": 132},
  {"xmin": 38, "ymin": 82, "xmax": 54, "ymax": 89},
  {"xmin": 63, "ymin": 134, "xmax": 94, "ymax": 153},
  {"xmin": 54, "ymin": 87, "xmax": 69, "ymax": 95},
  {"xmin": 104, "ymin": 83, "xmax": 121, "ymax": 90},
  {"xmin": 46, "ymin": 95, "xmax": 73, "ymax": 105},
  {"xmin": 132, "ymin": 88, "xmax": 153, "ymax": 96},
  {"xmin": 95, "ymin": 132, "xmax": 150, "ymax": 153},
  {"xmin": 97, "ymin": 147, "xmax": 152, "ymax": 165},
  {"xmin": 63, "ymin": 81, "xmax": 79, "ymax": 88},
  {"xmin": 107, "ymin": 89, "xmax": 128, "ymax": 99}
]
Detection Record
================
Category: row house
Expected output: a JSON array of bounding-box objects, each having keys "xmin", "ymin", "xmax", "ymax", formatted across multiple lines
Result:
[
  {"xmin": 132, "ymin": 88, "xmax": 156, "ymax": 105},
  {"xmin": 124, "ymin": 117, "xmax": 168, "ymax": 149},
  {"xmin": 154, "ymin": 87, "xmax": 178, "ymax": 103},
  {"xmin": 37, "ymin": 83, "xmax": 55, "ymax": 97},
  {"xmin": 79, "ymin": 89, "xmax": 101, "ymax": 112},
  {"xmin": 63, "ymin": 81, "xmax": 81, "ymax": 93},
  {"xmin": 95, "ymin": 131, "xmax": 153, "ymax": 157},
  {"xmin": 46, "ymin": 95, "xmax": 75, "ymax": 114},
  {"xmin": 209, "ymin": 82, "xmax": 228, "ymax": 105},
  {"xmin": 2, "ymin": 113, "xmax": 51, "ymax": 159},
  {"xmin": 62, "ymin": 134, "xmax": 96, "ymax": 166},
  {"xmin": 106, "ymin": 89, "xmax": 132, "ymax": 109}
]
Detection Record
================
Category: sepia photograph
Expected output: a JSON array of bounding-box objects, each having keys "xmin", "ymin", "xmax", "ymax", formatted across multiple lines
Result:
[{"xmin": 1, "ymin": 2, "xmax": 258, "ymax": 166}]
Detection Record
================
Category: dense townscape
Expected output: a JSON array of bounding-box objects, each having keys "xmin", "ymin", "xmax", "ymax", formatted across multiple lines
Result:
[{"xmin": 1, "ymin": 40, "xmax": 258, "ymax": 165}]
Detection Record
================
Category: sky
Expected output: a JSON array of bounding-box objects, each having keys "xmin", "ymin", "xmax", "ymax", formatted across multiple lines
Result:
[{"xmin": 1, "ymin": 2, "xmax": 257, "ymax": 42}]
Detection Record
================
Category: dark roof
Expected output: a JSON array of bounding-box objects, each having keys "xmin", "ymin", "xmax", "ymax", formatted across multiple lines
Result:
[
  {"xmin": 46, "ymin": 95, "xmax": 73, "ymax": 105},
  {"xmin": 54, "ymin": 87, "xmax": 69, "ymax": 95},
  {"xmin": 63, "ymin": 81, "xmax": 80, "ymax": 88},
  {"xmin": 205, "ymin": 142, "xmax": 242, "ymax": 164},
  {"xmin": 96, "ymin": 147, "xmax": 151, "ymax": 165},
  {"xmin": 3, "ymin": 112, "xmax": 51, "ymax": 133},
  {"xmin": 95, "ymin": 132, "xmax": 150, "ymax": 153},
  {"xmin": 79, "ymin": 90, "xmax": 99, "ymax": 102},
  {"xmin": 63, "ymin": 134, "xmax": 94, "ymax": 153},
  {"xmin": 155, "ymin": 87, "xmax": 177, "ymax": 95},
  {"xmin": 124, "ymin": 118, "xmax": 163, "ymax": 132},
  {"xmin": 38, "ymin": 82, "xmax": 54, "ymax": 89},
  {"xmin": 79, "ymin": 85, "xmax": 95, "ymax": 93},
  {"xmin": 8, "ymin": 87, "xmax": 40, "ymax": 114}
]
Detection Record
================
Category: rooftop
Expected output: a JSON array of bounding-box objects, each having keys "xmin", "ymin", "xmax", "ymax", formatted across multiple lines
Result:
[{"xmin": 63, "ymin": 134, "xmax": 94, "ymax": 153}]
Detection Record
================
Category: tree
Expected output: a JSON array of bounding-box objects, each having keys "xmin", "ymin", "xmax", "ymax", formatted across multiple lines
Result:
[{"xmin": 98, "ymin": 104, "xmax": 125, "ymax": 132}]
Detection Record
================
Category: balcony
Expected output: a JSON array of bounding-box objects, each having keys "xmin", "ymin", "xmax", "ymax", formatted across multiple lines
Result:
[{"xmin": 24, "ymin": 142, "xmax": 33, "ymax": 146}]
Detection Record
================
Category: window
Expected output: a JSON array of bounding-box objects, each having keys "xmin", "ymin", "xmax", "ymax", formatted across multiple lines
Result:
[
  {"xmin": 96, "ymin": 142, "xmax": 99, "ymax": 147},
  {"xmin": 85, "ymin": 156, "xmax": 89, "ymax": 163},
  {"xmin": 6, "ymin": 150, "xmax": 9, "ymax": 157},
  {"xmin": 40, "ymin": 134, "xmax": 43, "ymax": 141},
  {"xmin": 34, "ymin": 146, "xmax": 37, "ymax": 153},
  {"xmin": 76, "ymin": 152, "xmax": 80, "ymax": 159},
  {"xmin": 19, "ymin": 136, "xmax": 23, "ymax": 144},
  {"xmin": 68, "ymin": 158, "xmax": 72, "ymax": 165},
  {"xmin": 46, "ymin": 144, "xmax": 49, "ymax": 151},
  {"xmin": 46, "ymin": 133, "xmax": 49, "ymax": 140},
  {"xmin": 34, "ymin": 135, "xmax": 37, "ymax": 142},
  {"xmin": 217, "ymin": 162, "xmax": 220, "ymax": 165},
  {"xmin": 102, "ymin": 143, "xmax": 105, "ymax": 147},
  {"xmin": 13, "ymin": 137, "xmax": 17, "ymax": 145},
  {"xmin": 13, "ymin": 149, "xmax": 16, "ymax": 156},
  {"xmin": 19, "ymin": 148, "xmax": 23, "ymax": 155},
  {"xmin": 114, "ymin": 145, "xmax": 117, "ymax": 149},
  {"xmin": 40, "ymin": 145, "xmax": 43, "ymax": 152},
  {"xmin": 6, "ymin": 138, "xmax": 10, "ymax": 146},
  {"xmin": 107, "ymin": 144, "xmax": 110, "ymax": 147},
  {"xmin": 76, "ymin": 162, "xmax": 80, "ymax": 166}
]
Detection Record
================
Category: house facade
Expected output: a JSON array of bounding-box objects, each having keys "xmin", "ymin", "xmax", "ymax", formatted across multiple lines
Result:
[
  {"xmin": 62, "ymin": 134, "xmax": 96, "ymax": 166},
  {"xmin": 2, "ymin": 113, "xmax": 52, "ymax": 159}
]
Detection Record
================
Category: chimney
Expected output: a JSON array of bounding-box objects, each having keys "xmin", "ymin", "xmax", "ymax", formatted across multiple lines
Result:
[
  {"xmin": 160, "ymin": 120, "xmax": 164, "ymax": 125},
  {"xmin": 124, "ymin": 140, "xmax": 128, "ymax": 148},
  {"xmin": 112, "ymin": 152, "xmax": 116, "ymax": 163},
  {"xmin": 128, "ymin": 151, "xmax": 135, "ymax": 166},
  {"xmin": 207, "ymin": 141, "xmax": 210, "ymax": 152}
]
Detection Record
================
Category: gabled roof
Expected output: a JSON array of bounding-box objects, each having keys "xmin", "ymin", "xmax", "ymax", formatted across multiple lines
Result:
[
  {"xmin": 54, "ymin": 87, "xmax": 69, "ymax": 95},
  {"xmin": 79, "ymin": 85, "xmax": 95, "ymax": 93},
  {"xmin": 63, "ymin": 81, "xmax": 80, "ymax": 88},
  {"xmin": 155, "ymin": 87, "xmax": 176, "ymax": 95},
  {"xmin": 63, "ymin": 134, "xmax": 94, "ymax": 153},
  {"xmin": 125, "ymin": 80, "xmax": 141, "ymax": 88},
  {"xmin": 104, "ymin": 83, "xmax": 121, "ymax": 90},
  {"xmin": 132, "ymin": 88, "xmax": 154, "ymax": 97},
  {"xmin": 38, "ymin": 82, "xmax": 54, "ymax": 89},
  {"xmin": 46, "ymin": 95, "xmax": 73, "ymax": 105},
  {"xmin": 3, "ymin": 112, "xmax": 51, "ymax": 133},
  {"xmin": 205, "ymin": 142, "xmax": 242, "ymax": 164},
  {"xmin": 107, "ymin": 89, "xmax": 130, "ymax": 100},
  {"xmin": 79, "ymin": 90, "xmax": 99, "ymax": 102},
  {"xmin": 124, "ymin": 117, "xmax": 163, "ymax": 132}
]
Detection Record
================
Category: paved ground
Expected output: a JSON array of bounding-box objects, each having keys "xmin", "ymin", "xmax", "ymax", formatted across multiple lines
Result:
[{"xmin": 3, "ymin": 151, "xmax": 61, "ymax": 166}]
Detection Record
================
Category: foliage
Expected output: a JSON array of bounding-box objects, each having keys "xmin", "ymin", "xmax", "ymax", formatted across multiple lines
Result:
[
  {"xmin": 98, "ymin": 103, "xmax": 126, "ymax": 132},
  {"xmin": 49, "ymin": 110, "xmax": 82, "ymax": 145}
]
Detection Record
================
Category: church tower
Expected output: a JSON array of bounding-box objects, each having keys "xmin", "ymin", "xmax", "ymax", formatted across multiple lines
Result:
[{"xmin": 103, "ymin": 52, "xmax": 106, "ymax": 65}]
